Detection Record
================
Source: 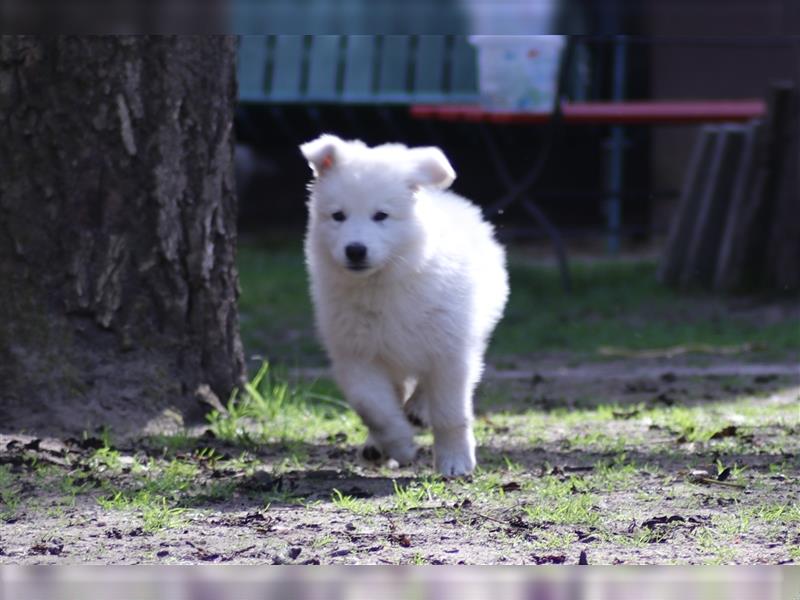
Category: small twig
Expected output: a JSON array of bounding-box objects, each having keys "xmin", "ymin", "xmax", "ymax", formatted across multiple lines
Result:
[
  {"xmin": 469, "ymin": 511, "xmax": 512, "ymax": 526},
  {"xmin": 690, "ymin": 476, "xmax": 746, "ymax": 489},
  {"xmin": 226, "ymin": 544, "xmax": 257, "ymax": 559}
]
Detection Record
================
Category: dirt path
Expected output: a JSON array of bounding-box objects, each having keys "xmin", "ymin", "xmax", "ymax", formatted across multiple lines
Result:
[{"xmin": 1, "ymin": 356, "xmax": 798, "ymax": 565}]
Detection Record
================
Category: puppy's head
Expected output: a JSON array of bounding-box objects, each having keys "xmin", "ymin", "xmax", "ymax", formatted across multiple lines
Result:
[{"xmin": 300, "ymin": 134, "xmax": 455, "ymax": 276}]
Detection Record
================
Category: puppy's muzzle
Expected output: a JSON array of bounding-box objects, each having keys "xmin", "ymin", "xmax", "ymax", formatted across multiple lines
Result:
[{"xmin": 345, "ymin": 243, "xmax": 369, "ymax": 271}]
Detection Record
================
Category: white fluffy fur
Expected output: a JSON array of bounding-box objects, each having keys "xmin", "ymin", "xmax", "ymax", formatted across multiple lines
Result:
[{"xmin": 301, "ymin": 134, "xmax": 509, "ymax": 476}]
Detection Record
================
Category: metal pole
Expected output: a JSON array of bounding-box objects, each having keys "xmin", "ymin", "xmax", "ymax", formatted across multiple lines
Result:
[{"xmin": 607, "ymin": 35, "xmax": 627, "ymax": 254}]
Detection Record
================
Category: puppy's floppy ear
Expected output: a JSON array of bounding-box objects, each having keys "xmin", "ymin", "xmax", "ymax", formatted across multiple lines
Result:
[
  {"xmin": 300, "ymin": 134, "xmax": 343, "ymax": 177},
  {"xmin": 406, "ymin": 147, "xmax": 456, "ymax": 190}
]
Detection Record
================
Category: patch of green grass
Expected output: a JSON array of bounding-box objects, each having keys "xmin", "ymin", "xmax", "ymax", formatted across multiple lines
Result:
[
  {"xmin": 748, "ymin": 503, "xmax": 800, "ymax": 523},
  {"xmin": 97, "ymin": 490, "xmax": 188, "ymax": 532},
  {"xmin": 237, "ymin": 241, "xmax": 322, "ymax": 364},
  {"xmin": 94, "ymin": 455, "xmax": 201, "ymax": 529},
  {"xmin": 141, "ymin": 459, "xmax": 199, "ymax": 499},
  {"xmin": 87, "ymin": 427, "xmax": 115, "ymax": 451},
  {"xmin": 501, "ymin": 456, "xmax": 524, "ymax": 473},
  {"xmin": 789, "ymin": 547, "xmax": 800, "ymax": 562},
  {"xmin": 140, "ymin": 497, "xmax": 188, "ymax": 532},
  {"xmin": 207, "ymin": 362, "xmax": 364, "ymax": 445},
  {"xmin": 644, "ymin": 396, "xmax": 800, "ymax": 445},
  {"xmin": 768, "ymin": 462, "xmax": 792, "ymax": 475},
  {"xmin": 652, "ymin": 406, "xmax": 716, "ymax": 442},
  {"xmin": 331, "ymin": 489, "xmax": 377, "ymax": 515},
  {"xmin": 0, "ymin": 465, "xmax": 22, "ymax": 520},
  {"xmin": 392, "ymin": 478, "xmax": 455, "ymax": 513},
  {"xmin": 693, "ymin": 527, "xmax": 737, "ymax": 565},
  {"xmin": 145, "ymin": 433, "xmax": 198, "ymax": 455},
  {"xmin": 590, "ymin": 457, "xmax": 645, "ymax": 492},
  {"xmin": 218, "ymin": 452, "xmax": 258, "ymax": 473},
  {"xmin": 89, "ymin": 446, "xmax": 124, "ymax": 472},
  {"xmin": 522, "ymin": 496, "xmax": 599, "ymax": 527},
  {"xmin": 185, "ymin": 480, "xmax": 238, "ymax": 504},
  {"xmin": 710, "ymin": 512, "xmax": 751, "ymax": 537},
  {"xmin": 495, "ymin": 258, "xmax": 800, "ymax": 357},
  {"xmin": 392, "ymin": 481, "xmax": 427, "ymax": 513},
  {"xmin": 59, "ymin": 474, "xmax": 95, "ymax": 505},
  {"xmin": 522, "ymin": 476, "xmax": 600, "ymax": 526},
  {"xmin": 237, "ymin": 241, "xmax": 799, "ymax": 362},
  {"xmin": 96, "ymin": 491, "xmax": 130, "ymax": 511},
  {"xmin": 566, "ymin": 431, "xmax": 633, "ymax": 453},
  {"xmin": 312, "ymin": 534, "xmax": 335, "ymax": 549},
  {"xmin": 464, "ymin": 469, "xmax": 510, "ymax": 499},
  {"xmin": 529, "ymin": 530, "xmax": 576, "ymax": 550},
  {"xmin": 476, "ymin": 404, "xmax": 627, "ymax": 448},
  {"xmin": 603, "ymin": 529, "xmax": 658, "ymax": 548}
]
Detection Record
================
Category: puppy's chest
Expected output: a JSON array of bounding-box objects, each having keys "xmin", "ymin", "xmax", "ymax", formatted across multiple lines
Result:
[{"xmin": 333, "ymin": 288, "xmax": 437, "ymax": 361}]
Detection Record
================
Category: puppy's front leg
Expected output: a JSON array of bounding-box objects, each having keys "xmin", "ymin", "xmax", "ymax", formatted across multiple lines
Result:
[
  {"xmin": 334, "ymin": 359, "xmax": 418, "ymax": 465},
  {"xmin": 427, "ymin": 357, "xmax": 480, "ymax": 477}
]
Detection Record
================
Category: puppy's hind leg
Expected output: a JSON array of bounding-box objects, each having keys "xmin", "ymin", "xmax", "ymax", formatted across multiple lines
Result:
[{"xmin": 403, "ymin": 383, "xmax": 430, "ymax": 429}]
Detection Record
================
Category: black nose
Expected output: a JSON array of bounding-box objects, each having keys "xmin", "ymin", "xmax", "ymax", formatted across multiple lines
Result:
[{"xmin": 345, "ymin": 243, "xmax": 368, "ymax": 263}]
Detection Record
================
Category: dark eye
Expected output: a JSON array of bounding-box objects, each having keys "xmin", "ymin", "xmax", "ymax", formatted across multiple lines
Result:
[
  {"xmin": 372, "ymin": 211, "xmax": 389, "ymax": 222},
  {"xmin": 332, "ymin": 211, "xmax": 346, "ymax": 222}
]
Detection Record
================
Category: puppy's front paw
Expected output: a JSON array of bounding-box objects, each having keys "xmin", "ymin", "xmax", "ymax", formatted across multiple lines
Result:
[
  {"xmin": 433, "ymin": 427, "xmax": 476, "ymax": 477},
  {"xmin": 435, "ymin": 451, "xmax": 476, "ymax": 478}
]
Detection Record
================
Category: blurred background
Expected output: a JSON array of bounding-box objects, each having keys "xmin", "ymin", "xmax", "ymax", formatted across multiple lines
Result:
[
  {"xmin": 227, "ymin": 3, "xmax": 799, "ymax": 368},
  {"xmin": 232, "ymin": 2, "xmax": 800, "ymax": 264}
]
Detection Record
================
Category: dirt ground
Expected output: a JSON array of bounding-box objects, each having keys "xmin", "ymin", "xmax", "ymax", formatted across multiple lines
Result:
[{"xmin": 1, "ymin": 355, "xmax": 798, "ymax": 565}]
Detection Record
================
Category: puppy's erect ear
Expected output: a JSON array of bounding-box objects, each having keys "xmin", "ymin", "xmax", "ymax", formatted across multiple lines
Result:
[
  {"xmin": 406, "ymin": 147, "xmax": 456, "ymax": 190},
  {"xmin": 300, "ymin": 134, "xmax": 343, "ymax": 177}
]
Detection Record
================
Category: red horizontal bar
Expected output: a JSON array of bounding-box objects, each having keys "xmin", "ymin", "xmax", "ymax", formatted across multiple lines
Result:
[{"xmin": 410, "ymin": 100, "xmax": 766, "ymax": 125}]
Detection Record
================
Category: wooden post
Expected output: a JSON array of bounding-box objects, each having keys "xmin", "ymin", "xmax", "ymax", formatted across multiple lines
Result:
[
  {"xmin": 662, "ymin": 82, "xmax": 798, "ymax": 293},
  {"xmin": 765, "ymin": 84, "xmax": 800, "ymax": 291},
  {"xmin": 713, "ymin": 121, "xmax": 763, "ymax": 291},
  {"xmin": 657, "ymin": 125, "xmax": 717, "ymax": 286},
  {"xmin": 680, "ymin": 124, "xmax": 747, "ymax": 288}
]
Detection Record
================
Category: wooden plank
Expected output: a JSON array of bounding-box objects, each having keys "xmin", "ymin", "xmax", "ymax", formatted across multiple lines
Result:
[
  {"xmin": 377, "ymin": 35, "xmax": 411, "ymax": 102},
  {"xmin": 657, "ymin": 126, "xmax": 718, "ymax": 286},
  {"xmin": 449, "ymin": 36, "xmax": 479, "ymax": 102},
  {"xmin": 237, "ymin": 36, "xmax": 269, "ymax": 100},
  {"xmin": 342, "ymin": 36, "xmax": 377, "ymax": 102},
  {"xmin": 410, "ymin": 100, "xmax": 766, "ymax": 123},
  {"xmin": 560, "ymin": 100, "xmax": 766, "ymax": 124},
  {"xmin": 713, "ymin": 83, "xmax": 797, "ymax": 291},
  {"xmin": 269, "ymin": 36, "xmax": 305, "ymax": 101},
  {"xmin": 413, "ymin": 36, "xmax": 446, "ymax": 103},
  {"xmin": 306, "ymin": 36, "xmax": 342, "ymax": 101},
  {"xmin": 680, "ymin": 124, "xmax": 747, "ymax": 288},
  {"xmin": 713, "ymin": 121, "xmax": 762, "ymax": 292}
]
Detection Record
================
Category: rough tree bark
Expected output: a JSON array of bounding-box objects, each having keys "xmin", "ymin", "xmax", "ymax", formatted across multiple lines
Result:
[{"xmin": 0, "ymin": 36, "xmax": 245, "ymax": 436}]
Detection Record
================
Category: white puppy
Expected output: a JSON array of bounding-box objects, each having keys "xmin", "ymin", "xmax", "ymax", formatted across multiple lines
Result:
[{"xmin": 300, "ymin": 134, "xmax": 508, "ymax": 476}]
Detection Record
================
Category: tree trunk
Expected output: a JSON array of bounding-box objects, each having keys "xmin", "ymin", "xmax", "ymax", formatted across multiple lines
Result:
[{"xmin": 0, "ymin": 36, "xmax": 245, "ymax": 436}]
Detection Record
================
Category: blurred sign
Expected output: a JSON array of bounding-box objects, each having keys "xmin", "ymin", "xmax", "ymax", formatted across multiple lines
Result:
[{"xmin": 470, "ymin": 35, "xmax": 565, "ymax": 112}]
